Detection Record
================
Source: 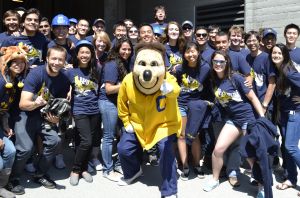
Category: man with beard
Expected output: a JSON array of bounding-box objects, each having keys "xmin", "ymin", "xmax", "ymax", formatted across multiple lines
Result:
[
  {"xmin": 261, "ymin": 28, "xmax": 277, "ymax": 54},
  {"xmin": 7, "ymin": 46, "xmax": 70, "ymax": 195}
]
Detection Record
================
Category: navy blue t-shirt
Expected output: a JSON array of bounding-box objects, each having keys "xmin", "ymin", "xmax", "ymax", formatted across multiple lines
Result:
[
  {"xmin": 99, "ymin": 60, "xmax": 126, "ymax": 104},
  {"xmin": 0, "ymin": 76, "xmax": 16, "ymax": 112},
  {"xmin": 66, "ymin": 67, "xmax": 99, "ymax": 115},
  {"xmin": 23, "ymin": 65, "xmax": 70, "ymax": 115},
  {"xmin": 0, "ymin": 32, "xmax": 11, "ymax": 47},
  {"xmin": 86, "ymin": 35, "xmax": 94, "ymax": 43},
  {"xmin": 175, "ymin": 61, "xmax": 211, "ymax": 106},
  {"xmin": 246, "ymin": 51, "xmax": 275, "ymax": 103},
  {"xmin": 47, "ymin": 40, "xmax": 74, "ymax": 64},
  {"xmin": 201, "ymin": 43, "xmax": 215, "ymax": 64},
  {"xmin": 229, "ymin": 46, "xmax": 250, "ymax": 58},
  {"xmin": 214, "ymin": 73, "xmax": 256, "ymax": 128},
  {"xmin": 228, "ymin": 49, "xmax": 251, "ymax": 75},
  {"xmin": 289, "ymin": 47, "xmax": 300, "ymax": 65},
  {"xmin": 1, "ymin": 32, "xmax": 48, "ymax": 66},
  {"xmin": 165, "ymin": 43, "xmax": 183, "ymax": 70},
  {"xmin": 68, "ymin": 35, "xmax": 86, "ymax": 45},
  {"xmin": 150, "ymin": 22, "xmax": 167, "ymax": 32},
  {"xmin": 278, "ymin": 68, "xmax": 300, "ymax": 112}
]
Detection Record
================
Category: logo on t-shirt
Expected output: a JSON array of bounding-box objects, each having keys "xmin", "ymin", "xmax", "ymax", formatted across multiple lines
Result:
[
  {"xmin": 215, "ymin": 88, "xmax": 243, "ymax": 107},
  {"xmin": 18, "ymin": 42, "xmax": 42, "ymax": 62},
  {"xmin": 74, "ymin": 75, "xmax": 98, "ymax": 96},
  {"xmin": 181, "ymin": 74, "xmax": 203, "ymax": 92}
]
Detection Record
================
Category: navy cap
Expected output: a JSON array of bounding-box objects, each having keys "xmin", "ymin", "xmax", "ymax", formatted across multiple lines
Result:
[
  {"xmin": 182, "ymin": 20, "xmax": 194, "ymax": 28},
  {"xmin": 263, "ymin": 28, "xmax": 277, "ymax": 38},
  {"xmin": 93, "ymin": 18, "xmax": 105, "ymax": 26},
  {"xmin": 75, "ymin": 40, "xmax": 94, "ymax": 53},
  {"xmin": 69, "ymin": 18, "xmax": 78, "ymax": 24}
]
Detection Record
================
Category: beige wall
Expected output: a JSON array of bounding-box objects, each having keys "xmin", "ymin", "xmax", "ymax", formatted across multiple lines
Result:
[{"xmin": 245, "ymin": 0, "xmax": 300, "ymax": 43}]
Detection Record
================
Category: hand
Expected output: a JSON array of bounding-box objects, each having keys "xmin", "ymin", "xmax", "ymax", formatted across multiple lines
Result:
[
  {"xmin": 125, "ymin": 124, "xmax": 134, "ymax": 133},
  {"xmin": 30, "ymin": 64, "xmax": 38, "ymax": 69},
  {"xmin": 4, "ymin": 128, "xmax": 14, "ymax": 138},
  {"xmin": 0, "ymin": 139, "xmax": 4, "ymax": 150},
  {"xmin": 11, "ymin": 31, "xmax": 20, "ymax": 37},
  {"xmin": 160, "ymin": 80, "xmax": 173, "ymax": 95},
  {"xmin": 244, "ymin": 79, "xmax": 253, "ymax": 88},
  {"xmin": 45, "ymin": 112, "xmax": 59, "ymax": 124},
  {"xmin": 35, "ymin": 91, "xmax": 47, "ymax": 107},
  {"xmin": 292, "ymin": 96, "xmax": 300, "ymax": 104},
  {"xmin": 64, "ymin": 64, "xmax": 73, "ymax": 69}
]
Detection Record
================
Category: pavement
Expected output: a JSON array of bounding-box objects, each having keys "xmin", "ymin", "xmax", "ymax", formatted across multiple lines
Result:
[{"xmin": 16, "ymin": 145, "xmax": 300, "ymax": 198}]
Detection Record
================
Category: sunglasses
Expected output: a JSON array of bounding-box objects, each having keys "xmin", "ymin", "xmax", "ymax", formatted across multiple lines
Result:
[
  {"xmin": 195, "ymin": 33, "xmax": 208, "ymax": 38},
  {"xmin": 129, "ymin": 30, "xmax": 138, "ymax": 33},
  {"xmin": 154, "ymin": 33, "xmax": 161, "ymax": 37},
  {"xmin": 183, "ymin": 26, "xmax": 192, "ymax": 31},
  {"xmin": 212, "ymin": 60, "xmax": 227, "ymax": 65}
]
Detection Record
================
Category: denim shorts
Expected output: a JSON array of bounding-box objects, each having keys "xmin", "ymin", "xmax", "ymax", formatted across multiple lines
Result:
[
  {"xmin": 179, "ymin": 104, "xmax": 188, "ymax": 117},
  {"xmin": 226, "ymin": 120, "xmax": 248, "ymax": 131}
]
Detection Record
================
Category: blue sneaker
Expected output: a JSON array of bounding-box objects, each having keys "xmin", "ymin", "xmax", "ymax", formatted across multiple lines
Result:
[{"xmin": 203, "ymin": 179, "xmax": 219, "ymax": 192}]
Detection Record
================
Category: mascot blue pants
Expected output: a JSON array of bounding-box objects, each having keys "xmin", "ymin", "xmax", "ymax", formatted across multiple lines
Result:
[{"xmin": 118, "ymin": 133, "xmax": 177, "ymax": 197}]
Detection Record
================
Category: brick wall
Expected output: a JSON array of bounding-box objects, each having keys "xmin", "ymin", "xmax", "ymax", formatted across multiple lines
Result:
[{"xmin": 245, "ymin": 0, "xmax": 300, "ymax": 43}]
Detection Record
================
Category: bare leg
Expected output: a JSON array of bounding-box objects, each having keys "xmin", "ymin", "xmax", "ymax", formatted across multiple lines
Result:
[
  {"xmin": 212, "ymin": 123, "xmax": 241, "ymax": 181},
  {"xmin": 177, "ymin": 116, "xmax": 188, "ymax": 168}
]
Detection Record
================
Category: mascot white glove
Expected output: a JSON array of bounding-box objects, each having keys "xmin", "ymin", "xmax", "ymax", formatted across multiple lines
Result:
[
  {"xmin": 160, "ymin": 80, "xmax": 173, "ymax": 95},
  {"xmin": 125, "ymin": 124, "xmax": 134, "ymax": 133}
]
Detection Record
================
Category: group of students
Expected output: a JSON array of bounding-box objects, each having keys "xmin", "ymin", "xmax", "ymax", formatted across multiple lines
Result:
[{"xmin": 0, "ymin": 4, "xmax": 300, "ymax": 198}]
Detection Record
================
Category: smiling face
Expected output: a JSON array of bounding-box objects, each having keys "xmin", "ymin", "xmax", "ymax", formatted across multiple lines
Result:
[
  {"xmin": 184, "ymin": 46, "xmax": 199, "ymax": 67},
  {"xmin": 212, "ymin": 53, "xmax": 227, "ymax": 76},
  {"xmin": 77, "ymin": 46, "xmax": 92, "ymax": 68},
  {"xmin": 168, "ymin": 24, "xmax": 180, "ymax": 41},
  {"xmin": 4, "ymin": 15, "xmax": 19, "ymax": 33},
  {"xmin": 133, "ymin": 49, "xmax": 165, "ymax": 95},
  {"xmin": 9, "ymin": 58, "xmax": 26, "ymax": 76},
  {"xmin": 46, "ymin": 50, "xmax": 66, "ymax": 75},
  {"xmin": 285, "ymin": 28, "xmax": 299, "ymax": 45},
  {"xmin": 23, "ymin": 13, "xmax": 39, "ymax": 34},
  {"xmin": 271, "ymin": 46, "xmax": 284, "ymax": 67}
]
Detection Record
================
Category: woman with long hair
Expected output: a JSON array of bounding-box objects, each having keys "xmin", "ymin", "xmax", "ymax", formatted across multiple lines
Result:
[
  {"xmin": 173, "ymin": 41, "xmax": 211, "ymax": 180},
  {"xmin": 203, "ymin": 50, "xmax": 265, "ymax": 194},
  {"xmin": 98, "ymin": 37, "xmax": 133, "ymax": 182},
  {"xmin": 271, "ymin": 44, "xmax": 300, "ymax": 197},
  {"xmin": 67, "ymin": 40, "xmax": 101, "ymax": 186},
  {"xmin": 161, "ymin": 21, "xmax": 186, "ymax": 71}
]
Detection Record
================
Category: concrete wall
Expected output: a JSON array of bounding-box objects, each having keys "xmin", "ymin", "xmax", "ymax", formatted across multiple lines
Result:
[{"xmin": 245, "ymin": 0, "xmax": 300, "ymax": 43}]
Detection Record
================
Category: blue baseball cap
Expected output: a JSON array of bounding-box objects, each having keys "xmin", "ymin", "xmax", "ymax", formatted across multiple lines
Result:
[
  {"xmin": 75, "ymin": 40, "xmax": 94, "ymax": 53},
  {"xmin": 69, "ymin": 18, "xmax": 78, "ymax": 24},
  {"xmin": 263, "ymin": 28, "xmax": 277, "ymax": 38}
]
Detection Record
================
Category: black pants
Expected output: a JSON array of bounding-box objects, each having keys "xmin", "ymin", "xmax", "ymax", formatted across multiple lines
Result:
[{"xmin": 73, "ymin": 114, "xmax": 101, "ymax": 173}]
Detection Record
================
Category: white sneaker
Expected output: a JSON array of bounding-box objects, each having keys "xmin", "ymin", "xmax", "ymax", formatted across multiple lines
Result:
[
  {"xmin": 87, "ymin": 162, "xmax": 95, "ymax": 173},
  {"xmin": 92, "ymin": 159, "xmax": 103, "ymax": 171},
  {"xmin": 203, "ymin": 178, "xmax": 219, "ymax": 192},
  {"xmin": 55, "ymin": 154, "xmax": 66, "ymax": 169},
  {"xmin": 103, "ymin": 171, "xmax": 121, "ymax": 182},
  {"xmin": 25, "ymin": 162, "xmax": 36, "ymax": 173},
  {"xmin": 118, "ymin": 167, "xmax": 142, "ymax": 186}
]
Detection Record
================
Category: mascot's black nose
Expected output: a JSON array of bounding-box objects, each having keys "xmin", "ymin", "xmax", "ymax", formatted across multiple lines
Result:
[{"xmin": 143, "ymin": 70, "xmax": 152, "ymax": 81}]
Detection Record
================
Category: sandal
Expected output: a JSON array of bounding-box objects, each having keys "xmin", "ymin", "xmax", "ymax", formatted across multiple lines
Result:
[{"xmin": 276, "ymin": 180, "xmax": 294, "ymax": 190}]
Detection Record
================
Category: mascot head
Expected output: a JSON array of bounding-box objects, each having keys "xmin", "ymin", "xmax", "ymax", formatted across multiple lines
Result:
[
  {"xmin": 133, "ymin": 42, "xmax": 166, "ymax": 95},
  {"xmin": 0, "ymin": 45, "xmax": 28, "ymax": 88}
]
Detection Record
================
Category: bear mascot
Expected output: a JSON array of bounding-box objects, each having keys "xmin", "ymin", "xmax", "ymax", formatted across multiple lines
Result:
[{"xmin": 117, "ymin": 42, "xmax": 181, "ymax": 198}]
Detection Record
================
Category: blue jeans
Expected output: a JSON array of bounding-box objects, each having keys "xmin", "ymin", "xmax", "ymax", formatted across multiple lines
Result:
[
  {"xmin": 285, "ymin": 111, "xmax": 300, "ymax": 183},
  {"xmin": 99, "ymin": 99, "xmax": 119, "ymax": 174},
  {"xmin": 0, "ymin": 131, "xmax": 16, "ymax": 170},
  {"xmin": 11, "ymin": 111, "xmax": 61, "ymax": 179}
]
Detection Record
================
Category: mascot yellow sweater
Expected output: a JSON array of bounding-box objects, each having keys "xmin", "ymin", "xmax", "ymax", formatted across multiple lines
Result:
[{"xmin": 118, "ymin": 72, "xmax": 182, "ymax": 150}]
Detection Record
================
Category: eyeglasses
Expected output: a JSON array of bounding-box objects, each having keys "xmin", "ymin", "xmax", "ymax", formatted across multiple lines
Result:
[
  {"xmin": 154, "ymin": 33, "xmax": 161, "ymax": 37},
  {"xmin": 129, "ymin": 30, "xmax": 138, "ymax": 34},
  {"xmin": 183, "ymin": 26, "xmax": 192, "ymax": 31},
  {"xmin": 195, "ymin": 33, "xmax": 208, "ymax": 38},
  {"xmin": 212, "ymin": 60, "xmax": 227, "ymax": 65}
]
